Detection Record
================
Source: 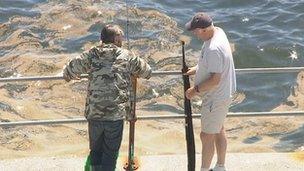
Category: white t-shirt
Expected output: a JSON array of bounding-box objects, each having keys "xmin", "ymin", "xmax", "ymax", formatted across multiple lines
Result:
[{"xmin": 194, "ymin": 27, "xmax": 236, "ymax": 102}]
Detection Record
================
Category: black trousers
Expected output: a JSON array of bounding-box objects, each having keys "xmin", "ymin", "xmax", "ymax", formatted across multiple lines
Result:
[{"xmin": 88, "ymin": 120, "xmax": 124, "ymax": 171}]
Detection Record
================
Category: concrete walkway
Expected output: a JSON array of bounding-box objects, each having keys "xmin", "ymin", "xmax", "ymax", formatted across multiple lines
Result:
[{"xmin": 0, "ymin": 153, "xmax": 303, "ymax": 171}]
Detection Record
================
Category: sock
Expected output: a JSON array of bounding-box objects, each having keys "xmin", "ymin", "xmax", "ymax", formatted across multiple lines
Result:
[
  {"xmin": 201, "ymin": 168, "xmax": 209, "ymax": 171},
  {"xmin": 216, "ymin": 163, "xmax": 225, "ymax": 167}
]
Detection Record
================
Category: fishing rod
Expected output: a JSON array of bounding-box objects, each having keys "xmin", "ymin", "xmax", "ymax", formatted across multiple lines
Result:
[
  {"xmin": 181, "ymin": 41, "xmax": 195, "ymax": 171},
  {"xmin": 123, "ymin": 0, "xmax": 139, "ymax": 170}
]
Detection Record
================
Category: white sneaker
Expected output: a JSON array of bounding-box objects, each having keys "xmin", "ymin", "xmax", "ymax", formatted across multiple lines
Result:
[{"xmin": 210, "ymin": 165, "xmax": 226, "ymax": 171}]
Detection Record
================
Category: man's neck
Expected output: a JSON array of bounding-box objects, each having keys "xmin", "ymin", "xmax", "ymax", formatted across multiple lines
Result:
[{"xmin": 206, "ymin": 28, "xmax": 215, "ymax": 41}]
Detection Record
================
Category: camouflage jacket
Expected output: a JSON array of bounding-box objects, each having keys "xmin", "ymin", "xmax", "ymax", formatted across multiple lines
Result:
[{"xmin": 63, "ymin": 44, "xmax": 151, "ymax": 121}]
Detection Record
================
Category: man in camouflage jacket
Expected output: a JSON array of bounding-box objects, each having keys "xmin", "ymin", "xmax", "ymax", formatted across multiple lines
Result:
[{"xmin": 63, "ymin": 24, "xmax": 151, "ymax": 171}]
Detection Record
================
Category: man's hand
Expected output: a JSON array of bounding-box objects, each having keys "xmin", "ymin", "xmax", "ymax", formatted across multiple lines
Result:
[
  {"xmin": 186, "ymin": 86, "xmax": 197, "ymax": 100},
  {"xmin": 63, "ymin": 71, "xmax": 71, "ymax": 82},
  {"xmin": 63, "ymin": 75, "xmax": 71, "ymax": 82},
  {"xmin": 183, "ymin": 66, "xmax": 197, "ymax": 75}
]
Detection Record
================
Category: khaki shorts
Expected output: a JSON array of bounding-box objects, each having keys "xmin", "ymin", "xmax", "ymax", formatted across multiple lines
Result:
[{"xmin": 201, "ymin": 98, "xmax": 231, "ymax": 134}]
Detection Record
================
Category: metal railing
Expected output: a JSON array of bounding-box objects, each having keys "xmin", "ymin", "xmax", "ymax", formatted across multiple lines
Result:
[
  {"xmin": 0, "ymin": 71, "xmax": 181, "ymax": 82},
  {"xmin": 0, "ymin": 67, "xmax": 304, "ymax": 83},
  {"xmin": 0, "ymin": 111, "xmax": 304, "ymax": 127},
  {"xmin": 0, "ymin": 67, "xmax": 304, "ymax": 127}
]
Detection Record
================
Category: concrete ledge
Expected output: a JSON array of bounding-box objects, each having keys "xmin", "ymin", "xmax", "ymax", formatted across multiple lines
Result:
[{"xmin": 0, "ymin": 153, "xmax": 303, "ymax": 171}]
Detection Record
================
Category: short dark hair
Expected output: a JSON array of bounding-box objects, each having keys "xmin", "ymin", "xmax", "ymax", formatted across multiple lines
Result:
[{"xmin": 100, "ymin": 24, "xmax": 124, "ymax": 44}]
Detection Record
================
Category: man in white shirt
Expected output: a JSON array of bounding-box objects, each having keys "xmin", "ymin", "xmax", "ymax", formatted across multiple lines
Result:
[{"xmin": 184, "ymin": 12, "xmax": 236, "ymax": 171}]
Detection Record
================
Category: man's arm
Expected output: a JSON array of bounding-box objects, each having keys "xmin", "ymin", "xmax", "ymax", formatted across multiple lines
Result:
[
  {"xmin": 186, "ymin": 49, "xmax": 223, "ymax": 99},
  {"xmin": 197, "ymin": 72, "xmax": 221, "ymax": 92},
  {"xmin": 186, "ymin": 72, "xmax": 221, "ymax": 100},
  {"xmin": 63, "ymin": 52, "xmax": 91, "ymax": 82},
  {"xmin": 128, "ymin": 51, "xmax": 152, "ymax": 79}
]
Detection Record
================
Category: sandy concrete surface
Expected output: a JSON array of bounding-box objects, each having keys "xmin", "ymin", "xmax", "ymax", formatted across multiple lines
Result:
[{"xmin": 0, "ymin": 153, "xmax": 303, "ymax": 171}]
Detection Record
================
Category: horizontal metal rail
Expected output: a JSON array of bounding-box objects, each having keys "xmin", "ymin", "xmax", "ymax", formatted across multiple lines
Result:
[
  {"xmin": 1, "ymin": 111, "xmax": 303, "ymax": 127},
  {"xmin": 236, "ymin": 67, "xmax": 304, "ymax": 74},
  {"xmin": 0, "ymin": 71, "xmax": 181, "ymax": 82},
  {"xmin": 0, "ymin": 67, "xmax": 304, "ymax": 82}
]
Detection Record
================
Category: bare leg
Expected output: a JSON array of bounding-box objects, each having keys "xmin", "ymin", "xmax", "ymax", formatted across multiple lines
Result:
[
  {"xmin": 200, "ymin": 132, "xmax": 216, "ymax": 169},
  {"xmin": 215, "ymin": 126, "xmax": 227, "ymax": 166}
]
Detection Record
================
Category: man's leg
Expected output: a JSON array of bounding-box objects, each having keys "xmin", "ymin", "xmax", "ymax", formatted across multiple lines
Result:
[
  {"xmin": 215, "ymin": 126, "xmax": 227, "ymax": 166},
  {"xmin": 211, "ymin": 99, "xmax": 231, "ymax": 171},
  {"xmin": 88, "ymin": 120, "xmax": 105, "ymax": 170},
  {"xmin": 200, "ymin": 131, "xmax": 216, "ymax": 170},
  {"xmin": 101, "ymin": 120, "xmax": 124, "ymax": 171}
]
